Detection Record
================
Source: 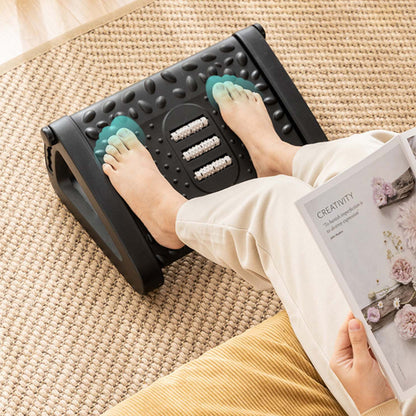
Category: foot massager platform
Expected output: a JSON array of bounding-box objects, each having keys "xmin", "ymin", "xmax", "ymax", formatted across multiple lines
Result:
[{"xmin": 41, "ymin": 24, "xmax": 327, "ymax": 294}]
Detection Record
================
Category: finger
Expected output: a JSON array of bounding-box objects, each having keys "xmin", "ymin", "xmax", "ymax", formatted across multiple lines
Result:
[
  {"xmin": 348, "ymin": 319, "xmax": 371, "ymax": 368},
  {"xmin": 333, "ymin": 314, "xmax": 353, "ymax": 357}
]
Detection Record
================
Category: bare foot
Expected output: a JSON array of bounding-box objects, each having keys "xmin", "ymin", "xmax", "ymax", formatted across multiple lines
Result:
[
  {"xmin": 102, "ymin": 128, "xmax": 186, "ymax": 249},
  {"xmin": 212, "ymin": 81, "xmax": 299, "ymax": 177}
]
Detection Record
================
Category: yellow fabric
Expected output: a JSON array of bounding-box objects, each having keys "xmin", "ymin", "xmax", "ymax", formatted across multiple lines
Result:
[
  {"xmin": 363, "ymin": 399, "xmax": 402, "ymax": 416},
  {"xmin": 102, "ymin": 310, "xmax": 347, "ymax": 415}
]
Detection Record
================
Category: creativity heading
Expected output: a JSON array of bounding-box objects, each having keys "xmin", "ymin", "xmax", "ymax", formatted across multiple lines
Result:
[{"xmin": 316, "ymin": 192, "xmax": 354, "ymax": 219}]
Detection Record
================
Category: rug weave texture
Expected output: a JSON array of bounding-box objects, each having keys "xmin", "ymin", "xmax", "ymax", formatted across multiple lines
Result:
[{"xmin": 0, "ymin": 1, "xmax": 415, "ymax": 415}]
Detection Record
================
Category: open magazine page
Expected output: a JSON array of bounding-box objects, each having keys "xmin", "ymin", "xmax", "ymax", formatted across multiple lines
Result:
[{"xmin": 296, "ymin": 129, "xmax": 416, "ymax": 401}]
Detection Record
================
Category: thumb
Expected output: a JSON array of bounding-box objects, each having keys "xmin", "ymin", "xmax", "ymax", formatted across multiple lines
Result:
[{"xmin": 348, "ymin": 319, "xmax": 370, "ymax": 368}]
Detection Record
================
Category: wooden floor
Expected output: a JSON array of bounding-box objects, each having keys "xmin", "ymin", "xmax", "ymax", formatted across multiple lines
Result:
[{"xmin": 0, "ymin": 0, "xmax": 152, "ymax": 75}]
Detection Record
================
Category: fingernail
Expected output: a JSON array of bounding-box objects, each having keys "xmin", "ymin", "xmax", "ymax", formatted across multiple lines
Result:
[{"xmin": 349, "ymin": 319, "xmax": 361, "ymax": 331}]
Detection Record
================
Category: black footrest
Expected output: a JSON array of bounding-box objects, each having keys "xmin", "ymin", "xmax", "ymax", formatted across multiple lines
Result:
[{"xmin": 41, "ymin": 24, "xmax": 327, "ymax": 294}]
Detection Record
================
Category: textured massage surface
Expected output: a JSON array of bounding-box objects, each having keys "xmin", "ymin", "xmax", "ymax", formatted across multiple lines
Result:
[
  {"xmin": 41, "ymin": 24, "xmax": 327, "ymax": 294},
  {"xmin": 93, "ymin": 73, "xmax": 260, "ymax": 187}
]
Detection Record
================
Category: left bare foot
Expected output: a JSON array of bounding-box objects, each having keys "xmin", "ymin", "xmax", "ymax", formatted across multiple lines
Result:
[
  {"xmin": 102, "ymin": 128, "xmax": 186, "ymax": 249},
  {"xmin": 212, "ymin": 82, "xmax": 299, "ymax": 177}
]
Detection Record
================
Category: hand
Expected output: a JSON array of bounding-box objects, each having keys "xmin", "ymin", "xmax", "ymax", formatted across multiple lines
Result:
[{"xmin": 330, "ymin": 313, "xmax": 395, "ymax": 414}]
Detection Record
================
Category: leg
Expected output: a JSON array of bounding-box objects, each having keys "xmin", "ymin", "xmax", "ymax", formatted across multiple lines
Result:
[
  {"xmin": 100, "ymin": 83, "xmax": 299, "ymax": 249},
  {"xmin": 174, "ymin": 175, "xmax": 357, "ymax": 415},
  {"xmin": 211, "ymin": 82, "xmax": 397, "ymax": 186},
  {"xmin": 100, "ymin": 85, "xmax": 404, "ymax": 414},
  {"xmin": 101, "ymin": 84, "xmax": 396, "ymax": 252},
  {"xmin": 292, "ymin": 130, "xmax": 396, "ymax": 187},
  {"xmin": 173, "ymin": 85, "xmax": 403, "ymax": 414}
]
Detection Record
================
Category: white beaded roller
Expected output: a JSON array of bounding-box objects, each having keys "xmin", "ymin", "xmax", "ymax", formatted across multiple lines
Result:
[
  {"xmin": 170, "ymin": 116, "xmax": 209, "ymax": 142},
  {"xmin": 194, "ymin": 155, "xmax": 232, "ymax": 181},
  {"xmin": 182, "ymin": 136, "xmax": 221, "ymax": 161}
]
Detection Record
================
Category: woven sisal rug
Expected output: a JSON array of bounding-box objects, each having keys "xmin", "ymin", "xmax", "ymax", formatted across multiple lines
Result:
[{"xmin": 0, "ymin": 1, "xmax": 415, "ymax": 415}]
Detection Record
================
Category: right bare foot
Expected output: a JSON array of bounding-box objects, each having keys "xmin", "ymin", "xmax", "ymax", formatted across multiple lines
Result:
[
  {"xmin": 102, "ymin": 128, "xmax": 186, "ymax": 249},
  {"xmin": 212, "ymin": 81, "xmax": 299, "ymax": 177}
]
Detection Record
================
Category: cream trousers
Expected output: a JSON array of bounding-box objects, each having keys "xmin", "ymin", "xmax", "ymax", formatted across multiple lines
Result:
[{"xmin": 175, "ymin": 130, "xmax": 416, "ymax": 416}]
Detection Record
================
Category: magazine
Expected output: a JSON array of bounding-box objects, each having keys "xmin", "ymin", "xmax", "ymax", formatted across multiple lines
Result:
[{"xmin": 296, "ymin": 128, "xmax": 416, "ymax": 401}]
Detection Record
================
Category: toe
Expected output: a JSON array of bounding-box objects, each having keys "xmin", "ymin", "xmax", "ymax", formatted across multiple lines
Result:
[
  {"xmin": 224, "ymin": 81, "xmax": 241, "ymax": 100},
  {"xmin": 213, "ymin": 82, "xmax": 232, "ymax": 105},
  {"xmin": 234, "ymin": 85, "xmax": 248, "ymax": 99},
  {"xmin": 102, "ymin": 162, "xmax": 114, "ymax": 176},
  {"xmin": 103, "ymin": 154, "xmax": 119, "ymax": 168},
  {"xmin": 108, "ymin": 135, "xmax": 128, "ymax": 154},
  {"xmin": 105, "ymin": 144, "xmax": 120, "ymax": 161},
  {"xmin": 247, "ymin": 90, "xmax": 256, "ymax": 101},
  {"xmin": 117, "ymin": 128, "xmax": 141, "ymax": 150},
  {"xmin": 253, "ymin": 92, "xmax": 262, "ymax": 103}
]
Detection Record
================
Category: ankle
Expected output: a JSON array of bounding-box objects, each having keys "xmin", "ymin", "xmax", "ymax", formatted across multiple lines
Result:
[
  {"xmin": 267, "ymin": 141, "xmax": 299, "ymax": 176},
  {"xmin": 250, "ymin": 141, "xmax": 299, "ymax": 177},
  {"xmin": 154, "ymin": 194, "xmax": 186, "ymax": 249}
]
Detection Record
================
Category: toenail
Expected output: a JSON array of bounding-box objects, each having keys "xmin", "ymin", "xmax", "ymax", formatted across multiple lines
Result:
[{"xmin": 117, "ymin": 128, "xmax": 130, "ymax": 138}]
